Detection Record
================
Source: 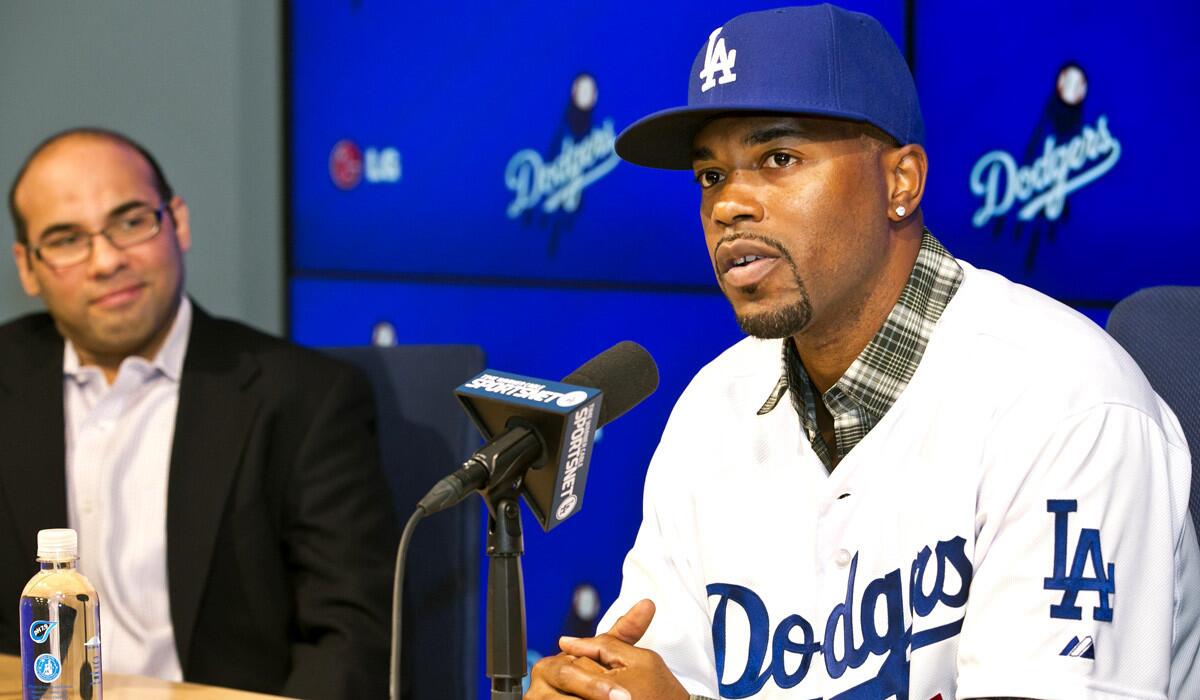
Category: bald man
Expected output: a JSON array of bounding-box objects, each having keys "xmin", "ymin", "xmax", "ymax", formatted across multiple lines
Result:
[{"xmin": 0, "ymin": 128, "xmax": 396, "ymax": 699}]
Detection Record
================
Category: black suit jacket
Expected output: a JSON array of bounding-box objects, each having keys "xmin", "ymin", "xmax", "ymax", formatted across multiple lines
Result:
[{"xmin": 0, "ymin": 306, "xmax": 397, "ymax": 698}]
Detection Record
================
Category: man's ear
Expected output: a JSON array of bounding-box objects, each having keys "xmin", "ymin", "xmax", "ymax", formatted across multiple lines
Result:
[
  {"xmin": 168, "ymin": 195, "xmax": 191, "ymax": 253},
  {"xmin": 883, "ymin": 144, "xmax": 927, "ymax": 222},
  {"xmin": 11, "ymin": 242, "xmax": 40, "ymax": 297}
]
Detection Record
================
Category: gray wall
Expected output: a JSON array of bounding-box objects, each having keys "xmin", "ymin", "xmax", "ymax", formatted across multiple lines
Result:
[{"xmin": 0, "ymin": 0, "xmax": 284, "ymax": 334}]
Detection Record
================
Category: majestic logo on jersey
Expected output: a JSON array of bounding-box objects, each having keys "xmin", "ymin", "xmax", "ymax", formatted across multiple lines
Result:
[
  {"xmin": 1060, "ymin": 635, "xmax": 1096, "ymax": 659},
  {"xmin": 1044, "ymin": 499, "xmax": 1115, "ymax": 622},
  {"xmin": 699, "ymin": 27, "xmax": 738, "ymax": 92},
  {"xmin": 707, "ymin": 535, "xmax": 973, "ymax": 698}
]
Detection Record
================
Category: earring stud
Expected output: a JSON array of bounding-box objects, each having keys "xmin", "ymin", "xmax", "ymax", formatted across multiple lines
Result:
[{"xmin": 895, "ymin": 205, "xmax": 906, "ymax": 217}]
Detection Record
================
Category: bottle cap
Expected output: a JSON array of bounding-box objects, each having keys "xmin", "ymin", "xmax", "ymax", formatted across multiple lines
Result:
[{"xmin": 37, "ymin": 528, "xmax": 78, "ymax": 561}]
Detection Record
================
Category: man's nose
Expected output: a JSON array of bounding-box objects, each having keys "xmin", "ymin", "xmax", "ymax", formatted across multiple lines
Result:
[
  {"xmin": 711, "ymin": 170, "xmax": 765, "ymax": 227},
  {"xmin": 87, "ymin": 234, "xmax": 128, "ymax": 276}
]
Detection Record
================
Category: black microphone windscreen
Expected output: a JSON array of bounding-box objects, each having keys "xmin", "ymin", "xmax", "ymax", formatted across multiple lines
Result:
[{"xmin": 562, "ymin": 341, "xmax": 659, "ymax": 426}]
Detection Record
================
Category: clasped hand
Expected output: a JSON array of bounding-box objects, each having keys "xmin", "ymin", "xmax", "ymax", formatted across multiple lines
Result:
[{"xmin": 525, "ymin": 599, "xmax": 689, "ymax": 700}]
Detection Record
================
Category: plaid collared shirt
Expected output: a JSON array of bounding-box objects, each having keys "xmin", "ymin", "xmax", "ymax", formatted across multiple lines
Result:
[{"xmin": 756, "ymin": 229, "xmax": 964, "ymax": 471}]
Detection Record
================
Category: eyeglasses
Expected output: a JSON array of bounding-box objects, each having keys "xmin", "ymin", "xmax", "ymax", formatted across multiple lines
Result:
[{"xmin": 31, "ymin": 204, "xmax": 167, "ymax": 270}]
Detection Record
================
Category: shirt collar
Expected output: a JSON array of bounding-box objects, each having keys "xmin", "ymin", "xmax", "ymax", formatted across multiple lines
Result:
[
  {"xmin": 63, "ymin": 296, "xmax": 192, "ymax": 384},
  {"xmin": 758, "ymin": 230, "xmax": 963, "ymax": 420}
]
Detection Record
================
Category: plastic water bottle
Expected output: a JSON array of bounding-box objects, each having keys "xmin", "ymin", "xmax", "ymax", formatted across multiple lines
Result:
[{"xmin": 19, "ymin": 528, "xmax": 102, "ymax": 700}]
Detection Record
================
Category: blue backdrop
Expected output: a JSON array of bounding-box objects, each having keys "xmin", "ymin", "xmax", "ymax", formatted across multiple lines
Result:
[
  {"xmin": 915, "ymin": 1, "xmax": 1200, "ymax": 309},
  {"xmin": 289, "ymin": 1, "xmax": 1200, "ymax": 694}
]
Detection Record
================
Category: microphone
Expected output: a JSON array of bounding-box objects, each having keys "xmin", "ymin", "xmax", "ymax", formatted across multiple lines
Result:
[{"xmin": 416, "ymin": 341, "xmax": 658, "ymax": 529}]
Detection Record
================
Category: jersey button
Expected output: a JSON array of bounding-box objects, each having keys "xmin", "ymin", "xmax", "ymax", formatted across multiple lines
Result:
[{"xmin": 834, "ymin": 548, "xmax": 852, "ymax": 567}]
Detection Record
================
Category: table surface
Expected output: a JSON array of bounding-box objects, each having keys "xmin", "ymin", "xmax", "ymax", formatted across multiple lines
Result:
[{"xmin": 0, "ymin": 653, "xmax": 291, "ymax": 699}]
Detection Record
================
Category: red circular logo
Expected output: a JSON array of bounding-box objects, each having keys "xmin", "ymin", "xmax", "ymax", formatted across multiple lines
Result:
[{"xmin": 329, "ymin": 139, "xmax": 363, "ymax": 190}]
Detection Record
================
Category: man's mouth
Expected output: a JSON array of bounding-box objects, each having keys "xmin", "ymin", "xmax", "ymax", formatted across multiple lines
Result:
[
  {"xmin": 723, "ymin": 256, "xmax": 781, "ymax": 287},
  {"xmin": 91, "ymin": 284, "xmax": 145, "ymax": 309},
  {"xmin": 716, "ymin": 238, "xmax": 786, "ymax": 287},
  {"xmin": 730, "ymin": 254, "xmax": 772, "ymax": 268}
]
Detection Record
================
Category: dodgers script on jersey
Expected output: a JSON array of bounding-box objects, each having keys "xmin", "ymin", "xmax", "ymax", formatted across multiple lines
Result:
[{"xmin": 600, "ymin": 262, "xmax": 1200, "ymax": 699}]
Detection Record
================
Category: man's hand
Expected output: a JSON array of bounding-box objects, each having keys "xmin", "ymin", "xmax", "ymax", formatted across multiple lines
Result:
[{"xmin": 525, "ymin": 599, "xmax": 689, "ymax": 700}]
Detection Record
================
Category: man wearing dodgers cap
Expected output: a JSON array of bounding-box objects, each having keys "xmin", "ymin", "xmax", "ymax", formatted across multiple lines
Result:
[{"xmin": 528, "ymin": 4, "xmax": 1200, "ymax": 700}]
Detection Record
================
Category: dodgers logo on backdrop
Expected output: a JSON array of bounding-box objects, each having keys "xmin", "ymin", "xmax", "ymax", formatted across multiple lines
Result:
[
  {"xmin": 708, "ymin": 535, "xmax": 973, "ymax": 698},
  {"xmin": 699, "ymin": 26, "xmax": 737, "ymax": 92},
  {"xmin": 504, "ymin": 73, "xmax": 620, "ymax": 255},
  {"xmin": 967, "ymin": 63, "xmax": 1122, "ymax": 270},
  {"xmin": 969, "ymin": 116, "xmax": 1120, "ymax": 227}
]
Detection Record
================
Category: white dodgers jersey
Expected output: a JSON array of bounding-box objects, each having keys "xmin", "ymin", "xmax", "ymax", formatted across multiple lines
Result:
[{"xmin": 601, "ymin": 263, "xmax": 1200, "ymax": 699}]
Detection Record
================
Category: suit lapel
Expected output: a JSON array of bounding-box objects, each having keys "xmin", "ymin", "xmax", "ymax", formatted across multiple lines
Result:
[
  {"xmin": 0, "ymin": 318, "xmax": 67, "ymax": 562},
  {"xmin": 166, "ymin": 307, "xmax": 261, "ymax": 668}
]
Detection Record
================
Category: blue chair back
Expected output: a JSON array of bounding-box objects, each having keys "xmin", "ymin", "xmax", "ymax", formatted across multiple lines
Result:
[
  {"xmin": 324, "ymin": 344, "xmax": 485, "ymax": 700},
  {"xmin": 1107, "ymin": 287, "xmax": 1200, "ymax": 535}
]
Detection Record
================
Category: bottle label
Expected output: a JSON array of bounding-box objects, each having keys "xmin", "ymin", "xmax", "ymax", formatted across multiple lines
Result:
[
  {"xmin": 33, "ymin": 653, "xmax": 61, "ymax": 683},
  {"xmin": 29, "ymin": 620, "xmax": 57, "ymax": 643}
]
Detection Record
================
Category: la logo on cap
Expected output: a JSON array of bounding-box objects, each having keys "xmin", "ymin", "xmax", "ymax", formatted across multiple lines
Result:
[{"xmin": 699, "ymin": 26, "xmax": 737, "ymax": 92}]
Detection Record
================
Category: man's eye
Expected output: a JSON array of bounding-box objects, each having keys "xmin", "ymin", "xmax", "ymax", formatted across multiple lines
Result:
[
  {"xmin": 116, "ymin": 210, "xmax": 156, "ymax": 231},
  {"xmin": 695, "ymin": 170, "xmax": 724, "ymax": 188},
  {"xmin": 43, "ymin": 233, "xmax": 84, "ymax": 249},
  {"xmin": 766, "ymin": 152, "xmax": 797, "ymax": 168}
]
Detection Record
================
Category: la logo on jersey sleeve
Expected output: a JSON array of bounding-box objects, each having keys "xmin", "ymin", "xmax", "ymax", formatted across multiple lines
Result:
[
  {"xmin": 1043, "ymin": 499, "xmax": 1116, "ymax": 622},
  {"xmin": 699, "ymin": 26, "xmax": 737, "ymax": 92}
]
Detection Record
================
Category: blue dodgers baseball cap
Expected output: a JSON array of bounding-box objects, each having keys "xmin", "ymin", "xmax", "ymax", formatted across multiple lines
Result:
[{"xmin": 616, "ymin": 4, "xmax": 923, "ymax": 170}]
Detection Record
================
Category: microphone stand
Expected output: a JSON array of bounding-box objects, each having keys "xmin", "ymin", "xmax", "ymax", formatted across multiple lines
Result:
[
  {"xmin": 483, "ymin": 483, "xmax": 527, "ymax": 700},
  {"xmin": 471, "ymin": 422, "xmax": 540, "ymax": 700}
]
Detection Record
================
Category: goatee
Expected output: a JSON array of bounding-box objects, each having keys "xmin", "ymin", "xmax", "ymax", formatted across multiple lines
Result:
[{"xmin": 735, "ymin": 295, "xmax": 813, "ymax": 338}]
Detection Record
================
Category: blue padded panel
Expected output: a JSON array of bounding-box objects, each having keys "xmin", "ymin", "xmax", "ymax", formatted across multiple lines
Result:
[
  {"xmin": 323, "ymin": 344, "xmax": 485, "ymax": 700},
  {"xmin": 1107, "ymin": 287, "xmax": 1200, "ymax": 536}
]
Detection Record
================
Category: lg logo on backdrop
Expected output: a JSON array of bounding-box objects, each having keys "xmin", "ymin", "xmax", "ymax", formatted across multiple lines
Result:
[{"xmin": 329, "ymin": 139, "xmax": 402, "ymax": 190}]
